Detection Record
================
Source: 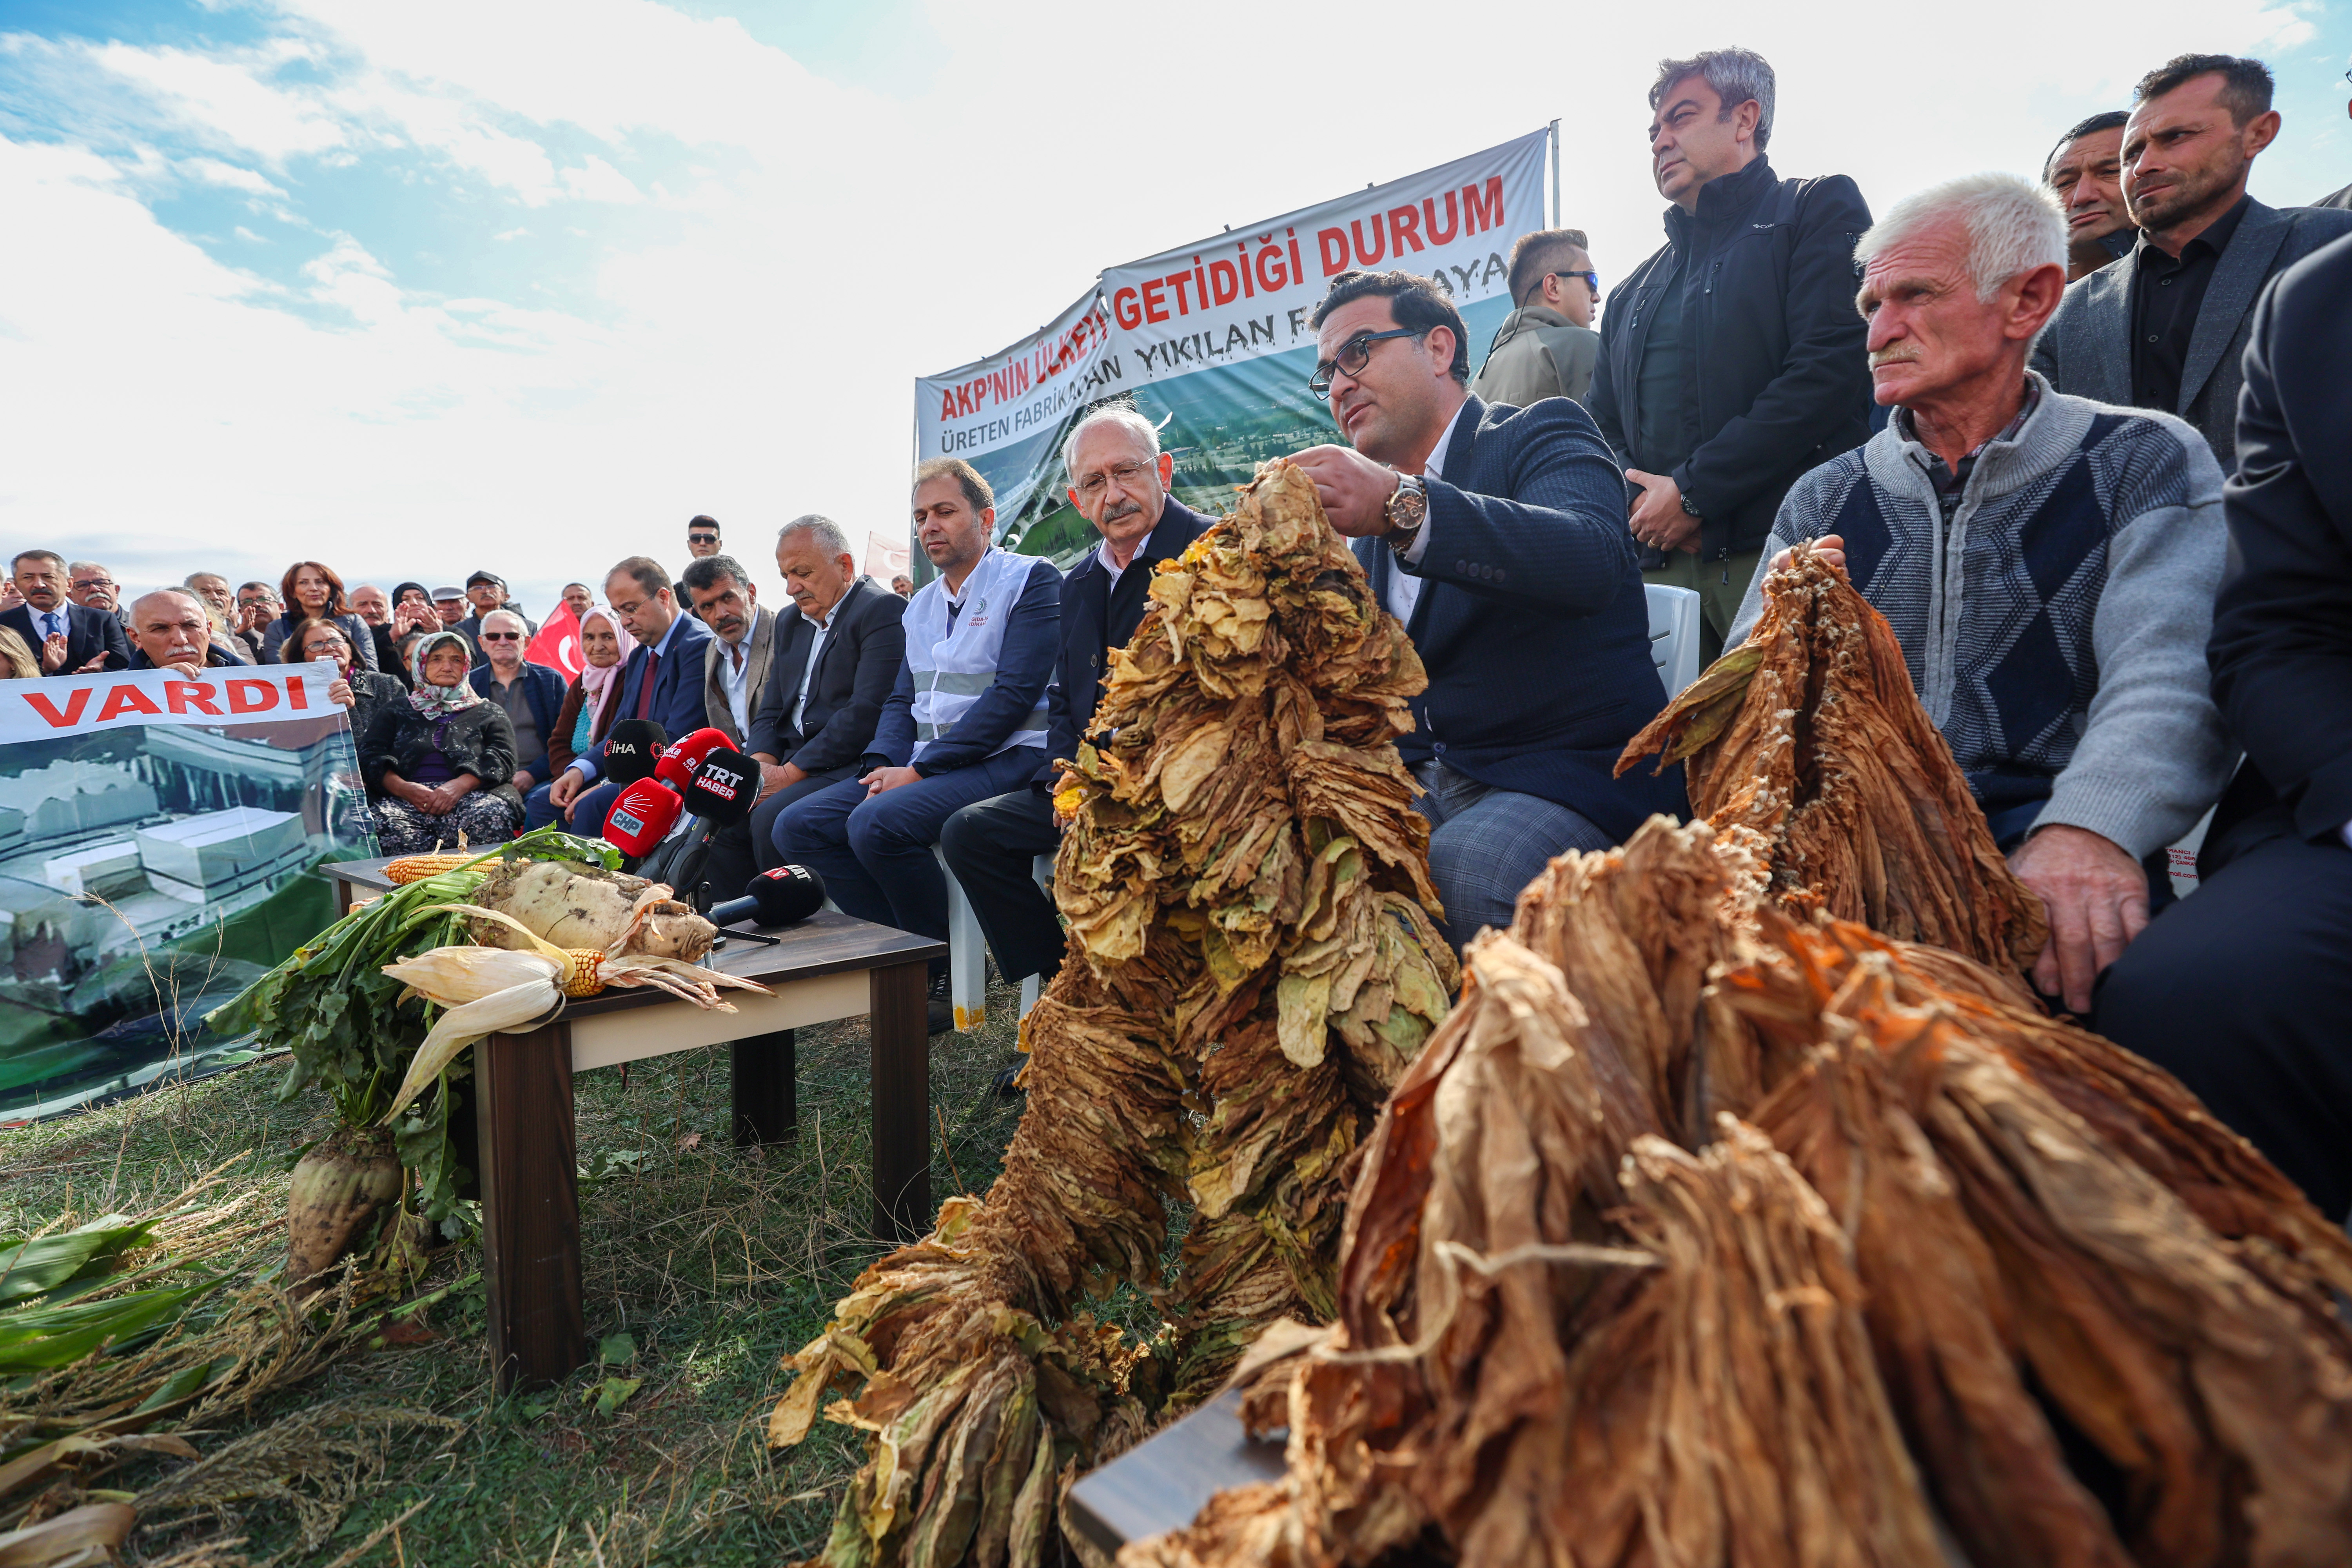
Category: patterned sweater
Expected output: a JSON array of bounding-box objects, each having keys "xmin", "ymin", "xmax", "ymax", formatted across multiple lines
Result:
[{"xmin": 1726, "ymin": 374, "xmax": 2230, "ymax": 860}]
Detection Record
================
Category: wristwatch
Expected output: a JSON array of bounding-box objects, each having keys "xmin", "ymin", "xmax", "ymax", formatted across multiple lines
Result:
[
  {"xmin": 1678, "ymin": 489, "xmax": 1702, "ymax": 519},
  {"xmin": 1385, "ymin": 475, "xmax": 1429, "ymax": 557}
]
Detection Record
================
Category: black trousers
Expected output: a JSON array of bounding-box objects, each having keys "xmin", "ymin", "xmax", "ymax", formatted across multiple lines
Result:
[
  {"xmin": 939, "ymin": 786, "xmax": 1063, "ymax": 986},
  {"xmin": 702, "ymin": 764, "xmax": 857, "ymax": 904},
  {"xmin": 2096, "ymin": 832, "xmax": 2352, "ymax": 1220}
]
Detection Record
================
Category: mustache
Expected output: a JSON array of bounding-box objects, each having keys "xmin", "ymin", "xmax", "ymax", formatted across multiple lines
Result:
[
  {"xmin": 1102, "ymin": 500, "xmax": 1144, "ymax": 522},
  {"xmin": 1868, "ymin": 345, "xmax": 1923, "ymax": 368}
]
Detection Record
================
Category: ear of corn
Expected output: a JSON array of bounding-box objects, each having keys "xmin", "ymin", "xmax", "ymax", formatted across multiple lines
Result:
[
  {"xmin": 380, "ymin": 977, "xmax": 565, "ymax": 1122},
  {"xmin": 382, "ymin": 852, "xmax": 481, "ymax": 884}
]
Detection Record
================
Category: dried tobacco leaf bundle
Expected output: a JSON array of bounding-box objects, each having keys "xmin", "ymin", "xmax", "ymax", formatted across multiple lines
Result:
[
  {"xmin": 773, "ymin": 461, "xmax": 1459, "ymax": 1568},
  {"xmin": 1617, "ymin": 542, "xmax": 2047, "ymax": 972},
  {"xmin": 1134, "ymin": 821, "xmax": 2352, "ymax": 1568}
]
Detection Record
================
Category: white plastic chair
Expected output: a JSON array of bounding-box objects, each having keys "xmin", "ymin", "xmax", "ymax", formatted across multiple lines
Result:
[
  {"xmin": 938, "ymin": 848, "xmax": 1059, "ymax": 1033},
  {"xmin": 1644, "ymin": 584, "xmax": 1703, "ymax": 696}
]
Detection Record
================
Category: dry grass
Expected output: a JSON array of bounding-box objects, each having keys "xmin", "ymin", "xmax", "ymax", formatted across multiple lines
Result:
[{"xmin": 1, "ymin": 971, "xmax": 1051, "ymax": 1565}]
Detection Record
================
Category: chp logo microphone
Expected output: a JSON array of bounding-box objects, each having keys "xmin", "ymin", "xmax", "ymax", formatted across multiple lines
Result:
[
  {"xmin": 655, "ymin": 726, "xmax": 733, "ymax": 791},
  {"xmin": 601, "ymin": 776, "xmax": 684, "ymax": 866}
]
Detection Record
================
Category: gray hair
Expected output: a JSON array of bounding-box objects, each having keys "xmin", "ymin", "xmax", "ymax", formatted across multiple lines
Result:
[
  {"xmin": 1855, "ymin": 172, "xmax": 2067, "ymax": 302},
  {"xmin": 481, "ymin": 607, "xmax": 529, "ymax": 635},
  {"xmin": 1650, "ymin": 47, "xmax": 1776, "ymax": 151},
  {"xmin": 1060, "ymin": 403, "xmax": 1161, "ymax": 478},
  {"xmin": 777, "ymin": 514, "xmax": 853, "ymax": 561}
]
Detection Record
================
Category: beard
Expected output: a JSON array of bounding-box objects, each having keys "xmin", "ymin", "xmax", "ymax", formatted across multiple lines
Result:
[{"xmin": 2130, "ymin": 152, "xmax": 2244, "ymax": 231}]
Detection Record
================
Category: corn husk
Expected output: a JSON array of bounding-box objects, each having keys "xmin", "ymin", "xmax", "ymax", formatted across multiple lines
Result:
[{"xmin": 774, "ymin": 461, "xmax": 1457, "ymax": 1567}]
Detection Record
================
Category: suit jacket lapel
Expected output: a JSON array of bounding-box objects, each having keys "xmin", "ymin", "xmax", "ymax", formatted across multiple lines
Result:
[
  {"xmin": 2091, "ymin": 267, "xmax": 2132, "ymax": 404},
  {"xmin": 2180, "ymin": 200, "xmax": 2288, "ymax": 414}
]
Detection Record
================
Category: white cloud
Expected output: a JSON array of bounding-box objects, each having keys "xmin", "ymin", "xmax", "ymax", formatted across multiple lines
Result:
[
  {"xmin": 562, "ymin": 154, "xmax": 639, "ymax": 204},
  {"xmin": 85, "ymin": 40, "xmax": 345, "ymax": 162},
  {"xmin": 178, "ymin": 156, "xmax": 284, "ymax": 196}
]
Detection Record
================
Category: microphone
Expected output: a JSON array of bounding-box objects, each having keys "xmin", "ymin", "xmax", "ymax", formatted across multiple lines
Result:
[
  {"xmin": 603, "ymin": 777, "xmax": 684, "ymax": 859},
  {"xmin": 604, "ymin": 719, "xmax": 670, "ymax": 786},
  {"xmin": 705, "ymin": 864, "xmax": 827, "ymax": 928},
  {"xmin": 655, "ymin": 726, "xmax": 734, "ymax": 790},
  {"xmin": 680, "ymin": 748, "xmax": 758, "ymax": 826}
]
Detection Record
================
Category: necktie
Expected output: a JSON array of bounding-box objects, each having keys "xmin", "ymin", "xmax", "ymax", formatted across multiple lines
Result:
[
  {"xmin": 47, "ymin": 612, "xmax": 64, "ymax": 641},
  {"xmin": 635, "ymin": 648, "xmax": 660, "ymax": 719}
]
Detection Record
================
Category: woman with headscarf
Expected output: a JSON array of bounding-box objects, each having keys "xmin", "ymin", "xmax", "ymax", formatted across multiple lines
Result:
[
  {"xmin": 359, "ymin": 630, "xmax": 522, "ymax": 853},
  {"xmin": 370, "ymin": 580, "xmax": 438, "ymax": 688},
  {"xmin": 265, "ymin": 561, "xmax": 378, "ymax": 672},
  {"xmin": 545, "ymin": 603, "xmax": 636, "ymax": 777}
]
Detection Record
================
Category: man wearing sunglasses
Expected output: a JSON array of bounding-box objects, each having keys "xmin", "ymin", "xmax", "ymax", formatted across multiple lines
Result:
[
  {"xmin": 684, "ymin": 514, "xmax": 723, "ymax": 572},
  {"xmin": 1289, "ymin": 269, "xmax": 1684, "ymax": 954},
  {"xmin": 467, "ymin": 607, "xmax": 566, "ymax": 798},
  {"xmin": 1470, "ymin": 228, "xmax": 1603, "ymax": 408}
]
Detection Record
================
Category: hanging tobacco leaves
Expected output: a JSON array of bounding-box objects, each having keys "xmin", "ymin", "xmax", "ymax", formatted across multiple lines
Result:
[{"xmin": 771, "ymin": 461, "xmax": 1458, "ymax": 1568}]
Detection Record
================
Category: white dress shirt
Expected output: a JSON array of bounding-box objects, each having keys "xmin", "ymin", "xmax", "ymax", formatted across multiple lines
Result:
[
  {"xmin": 717, "ymin": 632, "xmax": 755, "ymax": 738},
  {"xmin": 790, "ymin": 599, "xmax": 842, "ymax": 736},
  {"xmin": 1382, "ymin": 400, "xmax": 1462, "ymax": 626}
]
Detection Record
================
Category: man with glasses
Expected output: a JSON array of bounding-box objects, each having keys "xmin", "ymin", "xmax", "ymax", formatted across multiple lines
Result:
[
  {"xmin": 1587, "ymin": 46, "xmax": 1874, "ymax": 662},
  {"xmin": 532, "ymin": 556, "xmax": 713, "ymax": 830},
  {"xmin": 1288, "ymin": 269, "xmax": 1684, "ymax": 954},
  {"xmin": 4, "ymin": 549, "xmax": 129, "ymax": 674},
  {"xmin": 468, "ymin": 608, "xmax": 566, "ymax": 800},
  {"xmin": 941, "ymin": 403, "xmax": 1216, "ymax": 1009},
  {"xmin": 455, "ymin": 570, "xmax": 533, "ymax": 669},
  {"xmin": 1470, "ymin": 228, "xmax": 1603, "ymax": 408},
  {"xmin": 65, "ymin": 561, "xmax": 128, "ymax": 628},
  {"xmin": 684, "ymin": 514, "xmax": 723, "ymax": 576}
]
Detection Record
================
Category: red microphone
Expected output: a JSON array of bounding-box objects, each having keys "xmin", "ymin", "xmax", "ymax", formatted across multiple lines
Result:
[
  {"xmin": 603, "ymin": 777, "xmax": 684, "ymax": 859},
  {"xmin": 655, "ymin": 727, "xmax": 733, "ymax": 790}
]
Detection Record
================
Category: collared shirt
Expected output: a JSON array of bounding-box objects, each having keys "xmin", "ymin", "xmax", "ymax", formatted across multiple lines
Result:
[
  {"xmin": 2129, "ymin": 194, "xmax": 2249, "ymax": 414},
  {"xmin": 716, "ymin": 631, "xmax": 754, "ymax": 738},
  {"xmin": 38, "ymin": 607, "xmax": 67, "ymax": 641},
  {"xmin": 1900, "ymin": 378, "xmax": 2042, "ymax": 523},
  {"xmin": 572, "ymin": 612, "xmax": 685, "ymax": 781},
  {"xmin": 790, "ymin": 595, "xmax": 844, "ymax": 736},
  {"xmin": 489, "ymin": 671, "xmax": 546, "ymax": 771},
  {"xmin": 1383, "ymin": 401, "xmax": 1465, "ymax": 625}
]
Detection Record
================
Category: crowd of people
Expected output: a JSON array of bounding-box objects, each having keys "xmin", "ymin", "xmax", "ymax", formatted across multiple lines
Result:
[{"xmin": 8, "ymin": 47, "xmax": 2349, "ymax": 1215}]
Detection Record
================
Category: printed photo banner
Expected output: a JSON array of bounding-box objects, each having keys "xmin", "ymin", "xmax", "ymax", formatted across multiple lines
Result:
[
  {"xmin": 1, "ymin": 661, "xmax": 374, "ymax": 1115},
  {"xmin": 909, "ymin": 129, "xmax": 1552, "ymax": 564}
]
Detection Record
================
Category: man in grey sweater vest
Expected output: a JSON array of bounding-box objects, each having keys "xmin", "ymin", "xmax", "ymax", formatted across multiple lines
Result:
[{"xmin": 1728, "ymin": 172, "xmax": 2230, "ymax": 1013}]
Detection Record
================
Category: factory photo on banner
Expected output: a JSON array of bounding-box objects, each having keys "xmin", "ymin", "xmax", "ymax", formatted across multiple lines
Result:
[
  {"xmin": 0, "ymin": 661, "xmax": 374, "ymax": 1116},
  {"xmin": 911, "ymin": 128, "xmax": 1552, "ymax": 568}
]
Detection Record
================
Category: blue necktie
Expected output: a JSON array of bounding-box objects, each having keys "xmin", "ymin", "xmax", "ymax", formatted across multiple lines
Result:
[{"xmin": 46, "ymin": 612, "xmax": 64, "ymax": 641}]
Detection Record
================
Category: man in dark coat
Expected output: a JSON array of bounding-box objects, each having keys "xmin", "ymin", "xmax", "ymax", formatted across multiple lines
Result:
[
  {"xmin": 2031, "ymin": 54, "xmax": 2352, "ymax": 474},
  {"xmin": 6, "ymin": 549, "xmax": 131, "ymax": 674},
  {"xmin": 1586, "ymin": 47, "xmax": 1874, "ymax": 662},
  {"xmin": 530, "ymin": 556, "xmax": 713, "ymax": 831},
  {"xmin": 940, "ymin": 406, "xmax": 1216, "ymax": 992},
  {"xmin": 1291, "ymin": 269, "xmax": 1683, "ymax": 952},
  {"xmin": 2097, "ymin": 233, "xmax": 2352, "ymax": 1220},
  {"xmin": 700, "ymin": 517, "xmax": 907, "ymax": 902}
]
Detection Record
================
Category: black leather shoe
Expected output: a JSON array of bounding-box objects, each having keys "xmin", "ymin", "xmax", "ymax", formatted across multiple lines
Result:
[{"xmin": 927, "ymin": 969, "xmax": 953, "ymax": 1036}]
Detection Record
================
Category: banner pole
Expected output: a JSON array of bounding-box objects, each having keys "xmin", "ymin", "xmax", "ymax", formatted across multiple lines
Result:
[{"xmin": 1549, "ymin": 119, "xmax": 1561, "ymax": 227}]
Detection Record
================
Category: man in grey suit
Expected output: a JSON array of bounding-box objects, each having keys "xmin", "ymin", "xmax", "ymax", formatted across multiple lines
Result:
[
  {"xmin": 2032, "ymin": 53, "xmax": 2352, "ymax": 473},
  {"xmin": 681, "ymin": 553, "xmax": 778, "ymax": 751},
  {"xmin": 1469, "ymin": 229, "xmax": 1602, "ymax": 408}
]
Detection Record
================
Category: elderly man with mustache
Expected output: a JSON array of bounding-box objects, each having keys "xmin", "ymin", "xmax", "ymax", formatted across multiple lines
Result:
[{"xmin": 1728, "ymin": 171, "xmax": 2232, "ymax": 1019}]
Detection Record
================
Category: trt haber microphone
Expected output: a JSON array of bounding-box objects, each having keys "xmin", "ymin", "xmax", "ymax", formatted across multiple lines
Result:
[
  {"xmin": 603, "ymin": 777, "xmax": 684, "ymax": 858},
  {"xmin": 704, "ymin": 864, "xmax": 827, "ymax": 928},
  {"xmin": 655, "ymin": 726, "xmax": 733, "ymax": 789},
  {"xmin": 603, "ymin": 719, "xmax": 670, "ymax": 786},
  {"xmin": 681, "ymin": 747, "xmax": 758, "ymax": 826}
]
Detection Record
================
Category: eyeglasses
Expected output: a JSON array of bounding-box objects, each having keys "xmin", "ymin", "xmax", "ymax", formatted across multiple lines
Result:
[
  {"xmin": 1551, "ymin": 269, "xmax": 1601, "ymax": 296},
  {"xmin": 479, "ymin": 631, "xmax": 521, "ymax": 642},
  {"xmin": 1074, "ymin": 461, "xmax": 1155, "ymax": 501},
  {"xmin": 1308, "ymin": 327, "xmax": 1424, "ymax": 399},
  {"xmin": 688, "ymin": 533, "xmax": 719, "ymax": 544},
  {"xmin": 71, "ymin": 577, "xmax": 116, "ymax": 590}
]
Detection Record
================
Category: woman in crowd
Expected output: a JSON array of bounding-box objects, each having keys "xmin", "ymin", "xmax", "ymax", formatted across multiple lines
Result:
[
  {"xmin": 360, "ymin": 630, "xmax": 522, "ymax": 853},
  {"xmin": 266, "ymin": 561, "xmax": 377, "ymax": 672},
  {"xmin": 546, "ymin": 603, "xmax": 635, "ymax": 777},
  {"xmin": 376, "ymin": 580, "xmax": 443, "ymax": 689},
  {"xmin": 287, "ymin": 617, "xmax": 402, "ymax": 740},
  {"xmin": 0, "ymin": 623, "xmax": 37, "ymax": 678}
]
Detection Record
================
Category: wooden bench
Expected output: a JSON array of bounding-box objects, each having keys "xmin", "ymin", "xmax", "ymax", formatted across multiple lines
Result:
[{"xmin": 321, "ymin": 857, "xmax": 945, "ymax": 1391}]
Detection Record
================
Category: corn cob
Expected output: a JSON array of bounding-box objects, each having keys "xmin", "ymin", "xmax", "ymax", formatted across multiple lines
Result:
[{"xmin": 383, "ymin": 852, "xmax": 479, "ymax": 885}]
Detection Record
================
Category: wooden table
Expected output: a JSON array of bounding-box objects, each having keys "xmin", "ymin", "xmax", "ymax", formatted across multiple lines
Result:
[
  {"xmin": 321, "ymin": 857, "xmax": 946, "ymax": 1391},
  {"xmin": 1065, "ymin": 1390, "xmax": 1286, "ymax": 1556}
]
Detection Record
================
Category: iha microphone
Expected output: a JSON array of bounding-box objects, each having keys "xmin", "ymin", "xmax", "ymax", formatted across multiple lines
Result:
[
  {"xmin": 680, "ymin": 748, "xmax": 759, "ymax": 826},
  {"xmin": 603, "ymin": 719, "xmax": 671, "ymax": 786},
  {"xmin": 603, "ymin": 777, "xmax": 684, "ymax": 858},
  {"xmin": 655, "ymin": 726, "xmax": 733, "ymax": 790},
  {"xmin": 704, "ymin": 864, "xmax": 827, "ymax": 928}
]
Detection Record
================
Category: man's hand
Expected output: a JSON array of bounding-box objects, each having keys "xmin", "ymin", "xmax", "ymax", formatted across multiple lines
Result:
[
  {"xmin": 1626, "ymin": 469, "xmax": 1702, "ymax": 553},
  {"xmin": 160, "ymin": 662, "xmax": 201, "ymax": 680},
  {"xmin": 1288, "ymin": 445, "xmax": 1402, "ymax": 537},
  {"xmin": 547, "ymin": 768, "xmax": 584, "ymax": 824},
  {"xmin": 512, "ymin": 767, "xmax": 536, "ymax": 795},
  {"xmin": 40, "ymin": 633, "xmax": 69, "ymax": 673},
  {"xmin": 759, "ymin": 760, "xmax": 807, "ymax": 800},
  {"xmin": 1768, "ymin": 533, "xmax": 1849, "ymax": 576},
  {"xmin": 2009, "ymin": 823, "xmax": 2151, "ymax": 1014},
  {"xmin": 77, "ymin": 652, "xmax": 109, "ymax": 673},
  {"xmin": 860, "ymin": 765, "xmax": 921, "ymax": 797}
]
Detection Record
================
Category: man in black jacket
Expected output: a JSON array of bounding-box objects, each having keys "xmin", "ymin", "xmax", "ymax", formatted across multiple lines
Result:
[
  {"xmin": 5, "ymin": 550, "xmax": 130, "ymax": 674},
  {"xmin": 700, "ymin": 515, "xmax": 907, "ymax": 901},
  {"xmin": 1587, "ymin": 47, "xmax": 1873, "ymax": 661},
  {"xmin": 1292, "ymin": 270, "xmax": 1684, "ymax": 951},
  {"xmin": 2097, "ymin": 234, "xmax": 2352, "ymax": 1219},
  {"xmin": 940, "ymin": 405, "xmax": 1216, "ymax": 992}
]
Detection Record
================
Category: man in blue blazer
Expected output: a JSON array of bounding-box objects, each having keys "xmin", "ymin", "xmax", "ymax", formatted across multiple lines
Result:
[
  {"xmin": 528, "ymin": 556, "xmax": 713, "ymax": 831},
  {"xmin": 1291, "ymin": 270, "xmax": 1685, "ymax": 949},
  {"xmin": 7, "ymin": 549, "xmax": 131, "ymax": 674}
]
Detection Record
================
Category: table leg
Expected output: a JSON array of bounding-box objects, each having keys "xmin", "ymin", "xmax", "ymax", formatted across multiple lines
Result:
[
  {"xmin": 869, "ymin": 960, "xmax": 931, "ymax": 1243},
  {"xmin": 476, "ymin": 1021, "xmax": 589, "ymax": 1392},
  {"xmin": 731, "ymin": 1029, "xmax": 797, "ymax": 1147}
]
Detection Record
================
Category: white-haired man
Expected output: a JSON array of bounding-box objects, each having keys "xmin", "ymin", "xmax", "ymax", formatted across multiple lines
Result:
[
  {"xmin": 1728, "ymin": 171, "xmax": 2231, "ymax": 1014},
  {"xmin": 940, "ymin": 404, "xmax": 1217, "ymax": 1002}
]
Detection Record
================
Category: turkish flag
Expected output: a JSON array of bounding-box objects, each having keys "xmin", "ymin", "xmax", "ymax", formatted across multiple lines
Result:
[{"xmin": 527, "ymin": 603, "xmax": 584, "ymax": 679}]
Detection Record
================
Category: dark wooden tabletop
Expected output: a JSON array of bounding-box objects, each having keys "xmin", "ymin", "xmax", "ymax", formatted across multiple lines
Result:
[
  {"xmin": 1064, "ymin": 1390, "xmax": 1288, "ymax": 1555},
  {"xmin": 319, "ymin": 854, "xmax": 942, "ymax": 1017}
]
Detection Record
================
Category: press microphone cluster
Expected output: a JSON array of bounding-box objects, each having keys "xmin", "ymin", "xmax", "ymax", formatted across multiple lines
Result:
[{"xmin": 601, "ymin": 724, "xmax": 761, "ymax": 907}]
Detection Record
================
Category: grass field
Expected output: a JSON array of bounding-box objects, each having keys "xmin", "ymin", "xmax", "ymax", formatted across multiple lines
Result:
[{"xmin": 1, "ymin": 975, "xmax": 1051, "ymax": 1566}]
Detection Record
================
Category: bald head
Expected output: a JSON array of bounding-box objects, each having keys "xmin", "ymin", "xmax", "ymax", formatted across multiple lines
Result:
[{"xmin": 129, "ymin": 590, "xmax": 212, "ymax": 669}]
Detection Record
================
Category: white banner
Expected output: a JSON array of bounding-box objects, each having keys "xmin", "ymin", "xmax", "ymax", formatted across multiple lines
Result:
[
  {"xmin": 913, "ymin": 290, "xmax": 1116, "ymax": 527},
  {"xmin": 1, "ymin": 661, "xmax": 341, "ymax": 744}
]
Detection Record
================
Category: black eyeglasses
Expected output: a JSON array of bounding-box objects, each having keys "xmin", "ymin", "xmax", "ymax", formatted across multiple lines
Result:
[
  {"xmin": 1308, "ymin": 327, "xmax": 1425, "ymax": 399},
  {"xmin": 1552, "ymin": 269, "xmax": 1601, "ymax": 295},
  {"xmin": 688, "ymin": 532, "xmax": 719, "ymax": 544},
  {"xmin": 479, "ymin": 631, "xmax": 521, "ymax": 641}
]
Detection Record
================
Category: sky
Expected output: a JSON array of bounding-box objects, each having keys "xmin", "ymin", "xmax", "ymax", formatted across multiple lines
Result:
[{"xmin": 3, "ymin": 0, "xmax": 2347, "ymax": 621}]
